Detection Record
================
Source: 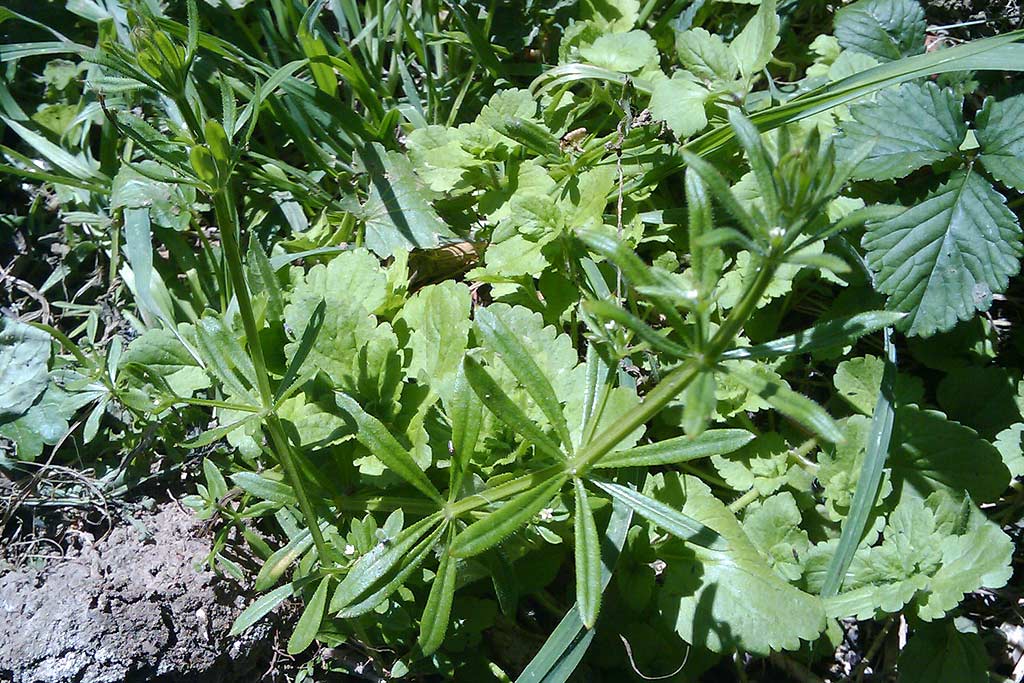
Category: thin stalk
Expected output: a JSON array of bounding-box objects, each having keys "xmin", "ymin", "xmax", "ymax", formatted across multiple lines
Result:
[{"xmin": 211, "ymin": 186, "xmax": 331, "ymax": 562}]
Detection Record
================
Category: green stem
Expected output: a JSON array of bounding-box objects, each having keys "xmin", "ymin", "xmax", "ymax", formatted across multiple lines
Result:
[{"xmin": 211, "ymin": 186, "xmax": 331, "ymax": 563}]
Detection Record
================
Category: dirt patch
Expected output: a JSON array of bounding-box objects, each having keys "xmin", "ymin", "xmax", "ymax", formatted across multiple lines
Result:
[
  {"xmin": 0, "ymin": 503, "xmax": 283, "ymax": 682},
  {"xmin": 925, "ymin": 0, "xmax": 1023, "ymax": 37}
]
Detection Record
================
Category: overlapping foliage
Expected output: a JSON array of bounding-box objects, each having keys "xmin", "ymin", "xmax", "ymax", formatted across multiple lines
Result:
[{"xmin": 2, "ymin": 0, "xmax": 1023, "ymax": 680}]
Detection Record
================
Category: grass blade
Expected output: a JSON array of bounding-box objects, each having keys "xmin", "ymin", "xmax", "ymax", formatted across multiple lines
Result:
[{"xmin": 820, "ymin": 329, "xmax": 897, "ymax": 597}]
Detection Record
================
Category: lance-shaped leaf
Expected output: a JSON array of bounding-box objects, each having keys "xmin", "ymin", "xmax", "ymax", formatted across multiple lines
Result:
[
  {"xmin": 287, "ymin": 576, "xmax": 330, "ymax": 654},
  {"xmin": 229, "ymin": 581, "xmax": 298, "ymax": 636},
  {"xmin": 183, "ymin": 412, "xmax": 262, "ymax": 449},
  {"xmin": 330, "ymin": 514, "xmax": 442, "ymax": 613},
  {"xmin": 463, "ymin": 355, "xmax": 565, "ymax": 461},
  {"xmin": 582, "ymin": 299, "xmax": 690, "ymax": 360},
  {"xmin": 573, "ymin": 479, "xmax": 602, "ymax": 629},
  {"xmin": 336, "ymin": 522, "xmax": 447, "ymax": 618},
  {"xmin": 450, "ymin": 474, "xmax": 567, "ymax": 558},
  {"xmin": 336, "ymin": 393, "xmax": 443, "ymax": 504},
  {"xmin": 592, "ymin": 479, "xmax": 727, "ymax": 551},
  {"xmin": 255, "ymin": 528, "xmax": 314, "ymax": 591},
  {"xmin": 729, "ymin": 109, "xmax": 779, "ymax": 221},
  {"xmin": 418, "ymin": 528, "xmax": 458, "ymax": 655},
  {"xmin": 476, "ymin": 307, "xmax": 573, "ymax": 454},
  {"xmin": 596, "ymin": 429, "xmax": 754, "ymax": 469},
  {"xmin": 680, "ymin": 151, "xmax": 760, "ymax": 237},
  {"xmin": 232, "ymin": 471, "xmax": 297, "ymax": 505},
  {"xmin": 444, "ymin": 364, "xmax": 482, "ymax": 499},
  {"xmin": 721, "ymin": 311, "xmax": 906, "ymax": 361},
  {"xmin": 682, "ymin": 371, "xmax": 716, "ymax": 437},
  {"xmin": 726, "ymin": 364, "xmax": 844, "ymax": 444}
]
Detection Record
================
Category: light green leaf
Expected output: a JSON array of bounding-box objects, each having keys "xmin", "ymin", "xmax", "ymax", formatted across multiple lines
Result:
[
  {"xmin": 287, "ymin": 576, "xmax": 330, "ymax": 654},
  {"xmin": 976, "ymin": 93, "xmax": 1024, "ymax": 191},
  {"xmin": 0, "ymin": 382, "xmax": 85, "ymax": 460},
  {"xmin": 834, "ymin": 0, "xmax": 926, "ymax": 62},
  {"xmin": 255, "ymin": 529, "xmax": 314, "ymax": 591},
  {"xmin": 652, "ymin": 473, "xmax": 825, "ymax": 654},
  {"xmin": 0, "ymin": 317, "xmax": 51, "ymax": 421},
  {"xmin": 729, "ymin": 0, "xmax": 779, "ymax": 81},
  {"xmin": 356, "ymin": 143, "xmax": 455, "ymax": 257},
  {"xmin": 649, "ymin": 73, "xmax": 709, "ymax": 139},
  {"xmin": 450, "ymin": 474, "xmax": 567, "ymax": 558},
  {"xmin": 229, "ymin": 582, "xmax": 297, "ymax": 636},
  {"xmin": 863, "ymin": 170, "xmax": 1022, "ymax": 337},
  {"xmin": 578, "ymin": 30, "xmax": 657, "ymax": 73},
  {"xmin": 711, "ymin": 431, "xmax": 811, "ymax": 497},
  {"xmin": 833, "ymin": 355, "xmax": 924, "ymax": 416},
  {"xmin": 742, "ymin": 492, "xmax": 810, "ymax": 582},
  {"xmin": 232, "ymin": 471, "xmax": 296, "ymax": 505},
  {"xmin": 817, "ymin": 415, "xmax": 893, "ymax": 522},
  {"xmin": 675, "ymin": 28, "xmax": 738, "ymax": 82},
  {"xmin": 596, "ymin": 429, "xmax": 754, "ymax": 468},
  {"xmin": 573, "ymin": 479, "xmax": 601, "ymax": 629},
  {"xmin": 398, "ymin": 281, "xmax": 472, "ymax": 399}
]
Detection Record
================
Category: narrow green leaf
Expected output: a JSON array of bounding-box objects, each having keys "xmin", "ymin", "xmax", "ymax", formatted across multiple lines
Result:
[
  {"xmin": 721, "ymin": 311, "xmax": 906, "ymax": 361},
  {"xmin": 330, "ymin": 515, "xmax": 441, "ymax": 613},
  {"xmin": 183, "ymin": 412, "xmax": 262, "ymax": 448},
  {"xmin": 582, "ymin": 299, "xmax": 690, "ymax": 360},
  {"xmin": 274, "ymin": 299, "xmax": 325, "ymax": 404},
  {"xmin": 229, "ymin": 581, "xmax": 296, "ymax": 637},
  {"xmin": 450, "ymin": 474, "xmax": 567, "ymax": 558},
  {"xmin": 255, "ymin": 529, "xmax": 314, "ymax": 591},
  {"xmin": 591, "ymin": 479, "xmax": 727, "ymax": 551},
  {"xmin": 476, "ymin": 307, "xmax": 574, "ymax": 455},
  {"xmin": 821, "ymin": 329, "xmax": 896, "ymax": 597},
  {"xmin": 596, "ymin": 429, "xmax": 754, "ymax": 469},
  {"xmin": 682, "ymin": 371, "xmax": 716, "ymax": 437},
  {"xmin": 462, "ymin": 356, "xmax": 565, "ymax": 462},
  {"xmin": 247, "ymin": 239, "xmax": 285, "ymax": 322},
  {"xmin": 418, "ymin": 528, "xmax": 458, "ymax": 655},
  {"xmin": 287, "ymin": 576, "xmax": 330, "ymax": 655},
  {"xmin": 573, "ymin": 480, "xmax": 601, "ymax": 629},
  {"xmin": 728, "ymin": 108, "xmax": 778, "ymax": 221},
  {"xmin": 335, "ymin": 521, "xmax": 446, "ymax": 618},
  {"xmin": 515, "ymin": 485, "xmax": 634, "ymax": 683},
  {"xmin": 232, "ymin": 471, "xmax": 296, "ymax": 505},
  {"xmin": 726, "ymin": 365, "xmax": 844, "ymax": 444},
  {"xmin": 203, "ymin": 457, "xmax": 228, "ymax": 500},
  {"xmin": 335, "ymin": 393, "xmax": 443, "ymax": 504},
  {"xmin": 680, "ymin": 151, "xmax": 759, "ymax": 237},
  {"xmin": 444, "ymin": 364, "xmax": 482, "ymax": 499}
]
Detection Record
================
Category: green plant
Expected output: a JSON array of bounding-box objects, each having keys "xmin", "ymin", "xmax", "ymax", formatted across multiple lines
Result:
[{"xmin": 2, "ymin": 0, "xmax": 1024, "ymax": 681}]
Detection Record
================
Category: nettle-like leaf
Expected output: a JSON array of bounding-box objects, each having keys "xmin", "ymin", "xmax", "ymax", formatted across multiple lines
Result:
[
  {"xmin": 741, "ymin": 492, "xmax": 810, "ymax": 582},
  {"xmin": 976, "ymin": 93, "xmax": 1024, "ymax": 191},
  {"xmin": 826, "ymin": 493, "xmax": 1012, "ymax": 621},
  {"xmin": 887, "ymin": 405, "xmax": 1009, "ymax": 503},
  {"xmin": 651, "ymin": 474, "xmax": 825, "ymax": 654},
  {"xmin": 863, "ymin": 170, "xmax": 1022, "ymax": 337},
  {"xmin": 834, "ymin": 0, "xmax": 926, "ymax": 63},
  {"xmin": 578, "ymin": 30, "xmax": 657, "ymax": 73},
  {"xmin": 897, "ymin": 621, "xmax": 990, "ymax": 683},
  {"xmin": 675, "ymin": 27, "xmax": 737, "ymax": 83},
  {"xmin": 397, "ymin": 281, "xmax": 472, "ymax": 400},
  {"xmin": 711, "ymin": 431, "xmax": 814, "ymax": 496},
  {"xmin": 817, "ymin": 415, "xmax": 894, "ymax": 522},
  {"xmin": 833, "ymin": 355, "xmax": 923, "ymax": 416},
  {"xmin": 837, "ymin": 81, "xmax": 966, "ymax": 181}
]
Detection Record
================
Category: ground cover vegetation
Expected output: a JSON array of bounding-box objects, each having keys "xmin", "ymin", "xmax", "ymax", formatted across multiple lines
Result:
[{"xmin": 2, "ymin": 0, "xmax": 1024, "ymax": 680}]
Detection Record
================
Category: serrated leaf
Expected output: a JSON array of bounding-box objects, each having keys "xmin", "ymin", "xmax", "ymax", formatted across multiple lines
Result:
[
  {"xmin": 356, "ymin": 142, "xmax": 455, "ymax": 257},
  {"xmin": 742, "ymin": 492, "xmax": 810, "ymax": 582},
  {"xmin": 573, "ymin": 479, "xmax": 601, "ymax": 629},
  {"xmin": 976, "ymin": 93, "xmax": 1024, "ymax": 191},
  {"xmin": 596, "ymin": 429, "xmax": 754, "ymax": 468},
  {"xmin": 675, "ymin": 27, "xmax": 737, "ymax": 82},
  {"xmin": 834, "ymin": 0, "xmax": 926, "ymax": 62},
  {"xmin": 897, "ymin": 621, "xmax": 990, "ymax": 683},
  {"xmin": 287, "ymin": 576, "xmax": 330, "ymax": 654},
  {"xmin": 649, "ymin": 73, "xmax": 709, "ymax": 139},
  {"xmin": 863, "ymin": 170, "xmax": 1022, "ymax": 337},
  {"xmin": 0, "ymin": 317, "xmax": 51, "ymax": 421},
  {"xmin": 652, "ymin": 473, "xmax": 825, "ymax": 654},
  {"xmin": 476, "ymin": 307, "xmax": 574, "ymax": 454},
  {"xmin": 726, "ymin": 364, "xmax": 844, "ymax": 443},
  {"xmin": 450, "ymin": 474, "xmax": 567, "ymax": 558},
  {"xmin": 833, "ymin": 355, "xmax": 923, "ymax": 416},
  {"xmin": 399, "ymin": 280, "xmax": 472, "ymax": 400},
  {"xmin": 335, "ymin": 393, "xmax": 443, "ymax": 504},
  {"xmin": 579, "ymin": 30, "xmax": 657, "ymax": 73},
  {"xmin": 837, "ymin": 81, "xmax": 965, "ymax": 180},
  {"xmin": 730, "ymin": 0, "xmax": 779, "ymax": 81}
]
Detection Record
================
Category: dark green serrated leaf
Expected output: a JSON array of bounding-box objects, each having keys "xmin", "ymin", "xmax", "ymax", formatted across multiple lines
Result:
[
  {"xmin": 835, "ymin": 0, "xmax": 926, "ymax": 62},
  {"xmin": 976, "ymin": 93, "xmax": 1024, "ymax": 191},
  {"xmin": 837, "ymin": 81, "xmax": 965, "ymax": 181},
  {"xmin": 863, "ymin": 170, "xmax": 1022, "ymax": 337}
]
